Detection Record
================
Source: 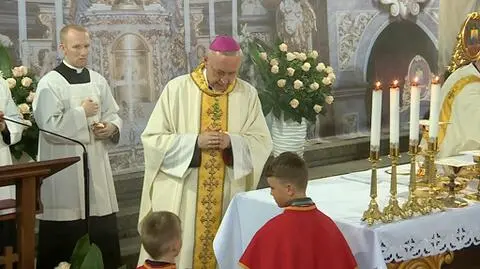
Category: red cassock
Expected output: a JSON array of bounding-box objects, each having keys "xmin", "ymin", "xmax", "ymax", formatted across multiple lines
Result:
[
  {"xmin": 239, "ymin": 204, "xmax": 358, "ymax": 269},
  {"xmin": 136, "ymin": 260, "xmax": 176, "ymax": 269}
]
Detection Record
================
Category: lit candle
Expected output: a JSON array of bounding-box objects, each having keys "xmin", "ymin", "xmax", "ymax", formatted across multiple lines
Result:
[
  {"xmin": 371, "ymin": 81, "xmax": 383, "ymax": 149},
  {"xmin": 409, "ymin": 77, "xmax": 420, "ymax": 144},
  {"xmin": 389, "ymin": 80, "xmax": 400, "ymax": 145},
  {"xmin": 429, "ymin": 76, "xmax": 441, "ymax": 138}
]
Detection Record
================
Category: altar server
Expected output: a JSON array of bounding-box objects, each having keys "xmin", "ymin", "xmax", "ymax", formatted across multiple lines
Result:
[{"xmin": 33, "ymin": 24, "xmax": 122, "ymax": 269}]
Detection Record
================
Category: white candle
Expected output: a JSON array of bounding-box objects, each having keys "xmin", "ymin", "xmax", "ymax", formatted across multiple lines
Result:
[
  {"xmin": 429, "ymin": 76, "xmax": 441, "ymax": 138},
  {"xmin": 389, "ymin": 80, "xmax": 400, "ymax": 145},
  {"xmin": 371, "ymin": 82, "xmax": 383, "ymax": 149},
  {"xmin": 409, "ymin": 78, "xmax": 420, "ymax": 143}
]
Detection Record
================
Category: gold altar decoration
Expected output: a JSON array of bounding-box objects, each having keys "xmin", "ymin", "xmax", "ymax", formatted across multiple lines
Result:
[
  {"xmin": 403, "ymin": 142, "xmax": 426, "ymax": 217},
  {"xmin": 387, "ymin": 251, "xmax": 454, "ymax": 269},
  {"xmin": 447, "ymin": 12, "xmax": 480, "ymax": 73},
  {"xmin": 425, "ymin": 138, "xmax": 446, "ymax": 212},
  {"xmin": 383, "ymin": 145, "xmax": 406, "ymax": 222},
  {"xmin": 362, "ymin": 150, "xmax": 383, "ymax": 226}
]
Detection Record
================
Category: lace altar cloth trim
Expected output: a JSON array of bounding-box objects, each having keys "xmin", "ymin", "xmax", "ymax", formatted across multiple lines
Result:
[{"xmin": 381, "ymin": 226, "xmax": 480, "ymax": 262}]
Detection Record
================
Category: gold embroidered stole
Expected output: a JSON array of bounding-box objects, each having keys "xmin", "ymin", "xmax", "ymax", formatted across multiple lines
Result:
[
  {"xmin": 438, "ymin": 75, "xmax": 480, "ymax": 146},
  {"xmin": 190, "ymin": 63, "xmax": 236, "ymax": 268}
]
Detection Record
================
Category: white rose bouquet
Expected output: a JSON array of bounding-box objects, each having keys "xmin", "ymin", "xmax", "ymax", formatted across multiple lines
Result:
[
  {"xmin": 1, "ymin": 61, "xmax": 39, "ymax": 160},
  {"xmin": 247, "ymin": 38, "xmax": 335, "ymax": 123}
]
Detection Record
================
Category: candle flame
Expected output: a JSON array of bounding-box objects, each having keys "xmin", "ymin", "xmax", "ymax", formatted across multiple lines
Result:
[
  {"xmin": 414, "ymin": 77, "xmax": 418, "ymax": 83},
  {"xmin": 432, "ymin": 76, "xmax": 440, "ymax": 84},
  {"xmin": 393, "ymin": 80, "xmax": 399, "ymax": 87},
  {"xmin": 375, "ymin": 81, "xmax": 381, "ymax": 89}
]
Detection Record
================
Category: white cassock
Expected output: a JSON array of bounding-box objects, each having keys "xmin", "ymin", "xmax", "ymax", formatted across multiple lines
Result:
[
  {"xmin": 137, "ymin": 72, "xmax": 272, "ymax": 268},
  {"xmin": 0, "ymin": 77, "xmax": 24, "ymax": 215},
  {"xmin": 32, "ymin": 64, "xmax": 122, "ymax": 221},
  {"xmin": 437, "ymin": 63, "xmax": 480, "ymax": 158}
]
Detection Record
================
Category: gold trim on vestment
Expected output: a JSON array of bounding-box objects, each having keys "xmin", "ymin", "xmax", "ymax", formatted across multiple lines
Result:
[
  {"xmin": 438, "ymin": 75, "xmax": 480, "ymax": 146},
  {"xmin": 191, "ymin": 63, "xmax": 233, "ymax": 268}
]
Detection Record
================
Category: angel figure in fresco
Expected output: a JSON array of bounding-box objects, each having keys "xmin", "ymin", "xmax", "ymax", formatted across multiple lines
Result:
[{"xmin": 276, "ymin": 0, "xmax": 317, "ymax": 51}]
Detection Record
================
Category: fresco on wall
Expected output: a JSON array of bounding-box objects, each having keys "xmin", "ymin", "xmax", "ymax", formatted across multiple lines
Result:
[{"xmin": 0, "ymin": 0, "xmax": 441, "ymax": 174}]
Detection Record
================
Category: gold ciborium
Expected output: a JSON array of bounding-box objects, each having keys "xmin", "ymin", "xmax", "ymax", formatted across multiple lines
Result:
[
  {"xmin": 362, "ymin": 149, "xmax": 383, "ymax": 226},
  {"xmin": 435, "ymin": 154, "xmax": 475, "ymax": 208}
]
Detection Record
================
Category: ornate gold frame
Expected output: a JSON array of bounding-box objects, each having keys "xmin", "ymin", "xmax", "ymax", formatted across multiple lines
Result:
[
  {"xmin": 387, "ymin": 252, "xmax": 454, "ymax": 269},
  {"xmin": 448, "ymin": 12, "xmax": 480, "ymax": 73}
]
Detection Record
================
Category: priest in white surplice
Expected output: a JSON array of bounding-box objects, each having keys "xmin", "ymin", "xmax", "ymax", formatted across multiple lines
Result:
[
  {"xmin": 138, "ymin": 36, "xmax": 273, "ymax": 269},
  {"xmin": 0, "ymin": 76, "xmax": 24, "ymax": 257},
  {"xmin": 437, "ymin": 59, "xmax": 480, "ymax": 158},
  {"xmin": 32, "ymin": 25, "xmax": 122, "ymax": 269}
]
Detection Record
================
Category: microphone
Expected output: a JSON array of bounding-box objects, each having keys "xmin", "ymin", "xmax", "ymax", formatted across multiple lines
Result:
[{"xmin": 1, "ymin": 116, "xmax": 91, "ymax": 233}]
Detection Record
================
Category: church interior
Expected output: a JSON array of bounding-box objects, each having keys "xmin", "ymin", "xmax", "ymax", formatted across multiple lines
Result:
[{"xmin": 2, "ymin": 0, "xmax": 480, "ymax": 268}]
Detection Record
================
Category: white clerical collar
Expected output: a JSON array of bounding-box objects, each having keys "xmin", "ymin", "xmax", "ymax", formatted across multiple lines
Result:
[
  {"xmin": 63, "ymin": 60, "xmax": 84, "ymax": 74},
  {"xmin": 203, "ymin": 68, "xmax": 210, "ymax": 86}
]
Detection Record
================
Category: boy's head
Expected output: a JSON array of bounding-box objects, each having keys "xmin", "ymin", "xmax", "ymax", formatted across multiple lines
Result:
[
  {"xmin": 140, "ymin": 211, "xmax": 182, "ymax": 261},
  {"xmin": 264, "ymin": 152, "xmax": 308, "ymax": 207}
]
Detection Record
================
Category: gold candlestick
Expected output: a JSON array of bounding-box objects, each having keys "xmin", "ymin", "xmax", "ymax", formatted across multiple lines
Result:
[
  {"xmin": 382, "ymin": 144, "xmax": 406, "ymax": 222},
  {"xmin": 425, "ymin": 138, "xmax": 445, "ymax": 211},
  {"xmin": 362, "ymin": 149, "xmax": 383, "ymax": 226},
  {"xmin": 466, "ymin": 155, "xmax": 480, "ymax": 201},
  {"xmin": 403, "ymin": 141, "xmax": 428, "ymax": 216}
]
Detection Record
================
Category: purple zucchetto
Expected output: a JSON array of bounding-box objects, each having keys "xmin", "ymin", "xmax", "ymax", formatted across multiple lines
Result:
[{"xmin": 209, "ymin": 35, "xmax": 241, "ymax": 52}]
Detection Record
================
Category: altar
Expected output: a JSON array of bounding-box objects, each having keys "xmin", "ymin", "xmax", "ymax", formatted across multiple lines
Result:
[{"xmin": 213, "ymin": 164, "xmax": 480, "ymax": 269}]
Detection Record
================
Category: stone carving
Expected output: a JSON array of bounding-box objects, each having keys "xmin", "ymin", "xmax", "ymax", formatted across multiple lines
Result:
[
  {"xmin": 276, "ymin": 0, "xmax": 317, "ymax": 51},
  {"xmin": 424, "ymin": 8, "xmax": 439, "ymax": 23},
  {"xmin": 342, "ymin": 112, "xmax": 359, "ymax": 134},
  {"xmin": 241, "ymin": 0, "xmax": 268, "ymax": 16},
  {"xmin": 379, "ymin": 0, "xmax": 428, "ymax": 20},
  {"xmin": 38, "ymin": 14, "xmax": 54, "ymax": 39},
  {"xmin": 0, "ymin": 34, "xmax": 13, "ymax": 48},
  {"xmin": 336, "ymin": 11, "xmax": 376, "ymax": 71}
]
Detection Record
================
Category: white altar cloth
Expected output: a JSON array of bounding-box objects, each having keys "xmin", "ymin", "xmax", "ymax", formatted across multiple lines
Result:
[{"xmin": 213, "ymin": 170, "xmax": 480, "ymax": 269}]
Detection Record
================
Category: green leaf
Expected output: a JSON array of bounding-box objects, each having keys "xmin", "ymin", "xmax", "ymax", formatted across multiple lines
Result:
[
  {"xmin": 70, "ymin": 234, "xmax": 91, "ymax": 269},
  {"xmin": 79, "ymin": 244, "xmax": 104, "ymax": 269}
]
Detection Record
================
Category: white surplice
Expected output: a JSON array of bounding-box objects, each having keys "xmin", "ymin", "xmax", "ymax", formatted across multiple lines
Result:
[
  {"xmin": 32, "ymin": 66, "xmax": 122, "ymax": 221},
  {"xmin": 137, "ymin": 73, "xmax": 272, "ymax": 268},
  {"xmin": 438, "ymin": 63, "xmax": 480, "ymax": 158},
  {"xmin": 0, "ymin": 77, "xmax": 24, "ymax": 215}
]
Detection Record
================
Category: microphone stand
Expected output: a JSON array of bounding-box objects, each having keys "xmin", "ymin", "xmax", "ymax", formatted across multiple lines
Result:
[{"xmin": 2, "ymin": 116, "xmax": 91, "ymax": 234}]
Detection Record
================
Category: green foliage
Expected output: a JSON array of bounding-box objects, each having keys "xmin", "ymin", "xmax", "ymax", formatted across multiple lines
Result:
[
  {"xmin": 246, "ymin": 37, "xmax": 336, "ymax": 124},
  {"xmin": 70, "ymin": 234, "xmax": 104, "ymax": 269},
  {"xmin": 0, "ymin": 45, "xmax": 40, "ymax": 160}
]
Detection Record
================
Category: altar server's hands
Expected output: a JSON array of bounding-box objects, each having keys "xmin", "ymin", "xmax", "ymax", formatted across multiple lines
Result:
[
  {"xmin": 0, "ymin": 111, "xmax": 5, "ymax": 132},
  {"xmin": 81, "ymin": 98, "xmax": 99, "ymax": 117},
  {"xmin": 93, "ymin": 122, "xmax": 118, "ymax": 140}
]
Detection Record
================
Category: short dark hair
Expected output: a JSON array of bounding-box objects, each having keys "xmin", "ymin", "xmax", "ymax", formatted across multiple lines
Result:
[
  {"xmin": 140, "ymin": 211, "xmax": 181, "ymax": 260},
  {"xmin": 265, "ymin": 152, "xmax": 308, "ymax": 191}
]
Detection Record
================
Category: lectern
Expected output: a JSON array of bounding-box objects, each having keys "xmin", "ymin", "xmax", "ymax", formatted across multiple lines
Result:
[{"xmin": 0, "ymin": 157, "xmax": 80, "ymax": 269}]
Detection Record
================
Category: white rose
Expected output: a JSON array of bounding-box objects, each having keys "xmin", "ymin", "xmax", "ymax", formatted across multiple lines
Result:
[
  {"xmin": 309, "ymin": 82, "xmax": 319, "ymax": 91},
  {"xmin": 325, "ymin": 66, "xmax": 334, "ymax": 74},
  {"xmin": 322, "ymin": 77, "xmax": 332, "ymax": 85},
  {"xmin": 286, "ymin": 52, "xmax": 296, "ymax": 61},
  {"xmin": 12, "ymin": 67, "xmax": 23, "ymax": 78},
  {"xmin": 313, "ymin": 104, "xmax": 323, "ymax": 113},
  {"xmin": 260, "ymin": 52, "xmax": 268, "ymax": 61},
  {"xmin": 301, "ymin": 62, "xmax": 311, "ymax": 72},
  {"xmin": 271, "ymin": 65, "xmax": 279, "ymax": 74},
  {"xmin": 19, "ymin": 66, "xmax": 28, "ymax": 76},
  {"xmin": 316, "ymin": 63, "xmax": 326, "ymax": 72},
  {"xmin": 277, "ymin": 79, "xmax": 286, "ymax": 88},
  {"xmin": 293, "ymin": 52, "xmax": 300, "ymax": 58},
  {"xmin": 325, "ymin": 95, "xmax": 334, "ymax": 104},
  {"xmin": 279, "ymin": 43, "xmax": 288, "ymax": 52},
  {"xmin": 18, "ymin": 103, "xmax": 30, "ymax": 114},
  {"xmin": 270, "ymin": 59, "xmax": 279, "ymax": 66},
  {"xmin": 293, "ymin": 80, "xmax": 303, "ymax": 90},
  {"xmin": 298, "ymin": 53, "xmax": 307, "ymax": 61},
  {"xmin": 26, "ymin": 91, "xmax": 35, "ymax": 103},
  {"xmin": 327, "ymin": 72, "xmax": 336, "ymax": 81},
  {"xmin": 55, "ymin": 262, "xmax": 71, "ymax": 269},
  {"xmin": 309, "ymin": 50, "xmax": 319, "ymax": 59},
  {"xmin": 287, "ymin": 67, "xmax": 295, "ymax": 76},
  {"xmin": 289, "ymin": 98, "xmax": 299, "ymax": 109},
  {"xmin": 6, "ymin": 78, "xmax": 16, "ymax": 89},
  {"xmin": 21, "ymin": 77, "xmax": 32, "ymax": 87}
]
